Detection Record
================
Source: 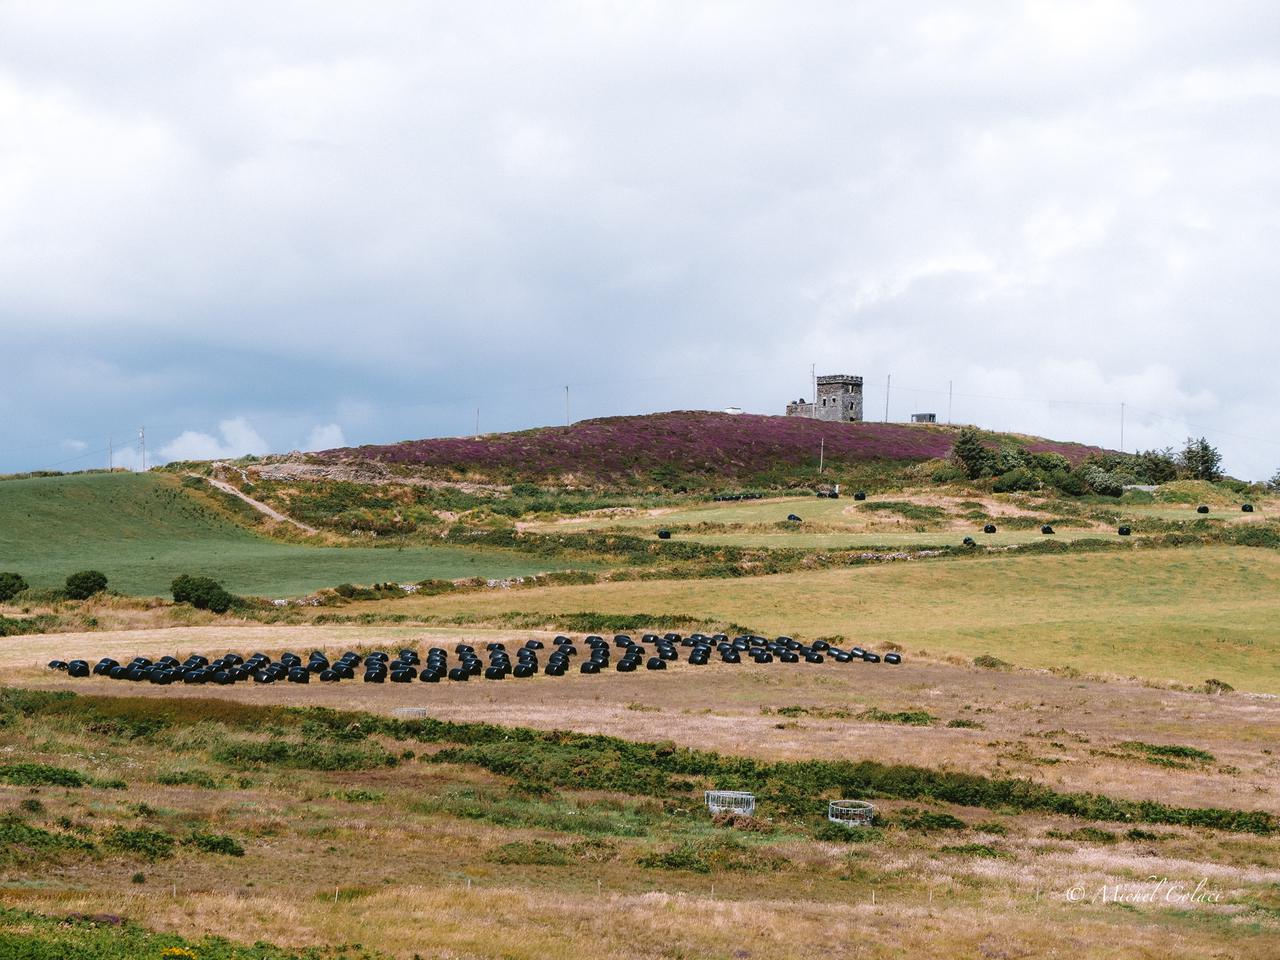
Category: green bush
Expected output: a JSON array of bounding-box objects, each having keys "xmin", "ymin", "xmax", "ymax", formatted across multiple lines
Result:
[
  {"xmin": 171, "ymin": 574, "xmax": 236, "ymax": 614},
  {"xmin": 0, "ymin": 763, "xmax": 90, "ymax": 787},
  {"xmin": 972, "ymin": 654, "xmax": 1011, "ymax": 671},
  {"xmin": 638, "ymin": 836, "xmax": 786, "ymax": 874},
  {"xmin": 993, "ymin": 467, "xmax": 1038, "ymax": 492},
  {"xmin": 1045, "ymin": 826, "xmax": 1117, "ymax": 844},
  {"xmin": 0, "ymin": 573, "xmax": 27, "ymax": 604},
  {"xmin": 1029, "ymin": 452, "xmax": 1071, "ymax": 473},
  {"xmin": 155, "ymin": 769, "xmax": 219, "ymax": 789},
  {"xmin": 210, "ymin": 738, "xmax": 397, "ymax": 771},
  {"xmin": 858, "ymin": 707, "xmax": 937, "ymax": 726},
  {"xmin": 103, "ymin": 827, "xmax": 175, "ymax": 860},
  {"xmin": 182, "ymin": 832, "xmax": 244, "ymax": 856},
  {"xmin": 64, "ymin": 570, "xmax": 108, "ymax": 600},
  {"xmin": 0, "ymin": 818, "xmax": 94, "ymax": 861},
  {"xmin": 940, "ymin": 843, "xmax": 1007, "ymax": 858}
]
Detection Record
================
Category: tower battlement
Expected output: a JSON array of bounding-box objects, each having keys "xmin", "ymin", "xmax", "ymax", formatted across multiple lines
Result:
[{"xmin": 785, "ymin": 373, "xmax": 864, "ymax": 422}]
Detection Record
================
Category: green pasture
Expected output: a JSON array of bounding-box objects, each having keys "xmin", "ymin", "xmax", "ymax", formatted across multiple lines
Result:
[{"xmin": 0, "ymin": 473, "xmax": 587, "ymax": 597}]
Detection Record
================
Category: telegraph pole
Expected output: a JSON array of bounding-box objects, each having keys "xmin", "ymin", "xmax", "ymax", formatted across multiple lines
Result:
[
  {"xmin": 475, "ymin": 408, "xmax": 480, "ymax": 436},
  {"xmin": 108, "ymin": 438, "xmax": 113, "ymax": 471},
  {"xmin": 1120, "ymin": 402, "xmax": 1125, "ymax": 453},
  {"xmin": 884, "ymin": 374, "xmax": 891, "ymax": 423},
  {"xmin": 810, "ymin": 363, "xmax": 816, "ymax": 416},
  {"xmin": 565, "ymin": 385, "xmax": 570, "ymax": 426},
  {"xmin": 819, "ymin": 438, "xmax": 825, "ymax": 473},
  {"xmin": 947, "ymin": 381, "xmax": 953, "ymax": 425},
  {"xmin": 139, "ymin": 427, "xmax": 145, "ymax": 472}
]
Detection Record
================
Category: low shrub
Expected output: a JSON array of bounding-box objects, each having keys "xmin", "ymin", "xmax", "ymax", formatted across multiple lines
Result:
[
  {"xmin": 210, "ymin": 738, "xmax": 397, "ymax": 771},
  {"xmin": 638, "ymin": 836, "xmax": 787, "ymax": 874},
  {"xmin": 1046, "ymin": 826, "xmax": 1117, "ymax": 844},
  {"xmin": 0, "ymin": 763, "xmax": 90, "ymax": 788},
  {"xmin": 972, "ymin": 654, "xmax": 1012, "ymax": 671},
  {"xmin": 858, "ymin": 707, "xmax": 936, "ymax": 726},
  {"xmin": 940, "ymin": 843, "xmax": 1007, "ymax": 858},
  {"xmin": 103, "ymin": 827, "xmax": 175, "ymax": 861},
  {"xmin": 155, "ymin": 769, "xmax": 219, "ymax": 789},
  {"xmin": 0, "ymin": 818, "xmax": 94, "ymax": 860},
  {"xmin": 182, "ymin": 832, "xmax": 244, "ymax": 857},
  {"xmin": 1118, "ymin": 741, "xmax": 1214, "ymax": 765}
]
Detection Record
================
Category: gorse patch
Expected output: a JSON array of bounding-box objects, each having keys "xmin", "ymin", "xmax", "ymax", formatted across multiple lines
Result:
[
  {"xmin": 0, "ymin": 762, "xmax": 90, "ymax": 788},
  {"xmin": 3, "ymin": 690, "xmax": 1276, "ymax": 836}
]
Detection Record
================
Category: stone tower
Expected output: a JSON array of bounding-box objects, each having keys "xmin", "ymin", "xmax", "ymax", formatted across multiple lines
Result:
[{"xmin": 815, "ymin": 374, "xmax": 863, "ymax": 422}]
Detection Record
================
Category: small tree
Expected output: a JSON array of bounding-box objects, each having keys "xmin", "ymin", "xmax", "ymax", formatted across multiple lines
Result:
[
  {"xmin": 0, "ymin": 572, "xmax": 28, "ymax": 603},
  {"xmin": 65, "ymin": 570, "xmax": 108, "ymax": 600},
  {"xmin": 1268, "ymin": 468, "xmax": 1280, "ymax": 492},
  {"xmin": 1178, "ymin": 437, "xmax": 1223, "ymax": 481},
  {"xmin": 952, "ymin": 428, "xmax": 996, "ymax": 480},
  {"xmin": 1133, "ymin": 448, "xmax": 1178, "ymax": 485}
]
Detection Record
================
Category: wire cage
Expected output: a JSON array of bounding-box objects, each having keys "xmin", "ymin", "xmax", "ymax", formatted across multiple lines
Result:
[
  {"xmin": 827, "ymin": 799, "xmax": 876, "ymax": 827},
  {"xmin": 705, "ymin": 790, "xmax": 756, "ymax": 817},
  {"xmin": 391, "ymin": 707, "xmax": 429, "ymax": 719}
]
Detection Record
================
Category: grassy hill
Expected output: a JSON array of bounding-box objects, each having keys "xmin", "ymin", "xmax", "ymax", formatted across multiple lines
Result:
[
  {"xmin": 317, "ymin": 411, "xmax": 1109, "ymax": 486},
  {"xmin": 0, "ymin": 472, "xmax": 588, "ymax": 597}
]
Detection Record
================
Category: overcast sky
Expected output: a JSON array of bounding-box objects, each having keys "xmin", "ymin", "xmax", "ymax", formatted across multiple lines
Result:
[{"xmin": 2, "ymin": 1, "xmax": 1278, "ymax": 478}]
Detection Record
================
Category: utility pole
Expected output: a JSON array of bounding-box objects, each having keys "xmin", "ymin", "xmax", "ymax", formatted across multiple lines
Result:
[
  {"xmin": 884, "ymin": 374, "xmax": 891, "ymax": 423},
  {"xmin": 565, "ymin": 385, "xmax": 570, "ymax": 426},
  {"xmin": 1120, "ymin": 402, "xmax": 1125, "ymax": 453},
  {"xmin": 138, "ymin": 427, "xmax": 145, "ymax": 472},
  {"xmin": 108, "ymin": 438, "xmax": 113, "ymax": 471},
  {"xmin": 810, "ymin": 363, "xmax": 816, "ymax": 418},
  {"xmin": 947, "ymin": 381, "xmax": 953, "ymax": 425},
  {"xmin": 474, "ymin": 408, "xmax": 480, "ymax": 436},
  {"xmin": 819, "ymin": 438, "xmax": 825, "ymax": 473}
]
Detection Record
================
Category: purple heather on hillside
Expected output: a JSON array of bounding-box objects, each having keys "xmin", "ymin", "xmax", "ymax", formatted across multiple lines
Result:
[{"xmin": 316, "ymin": 412, "xmax": 1108, "ymax": 481}]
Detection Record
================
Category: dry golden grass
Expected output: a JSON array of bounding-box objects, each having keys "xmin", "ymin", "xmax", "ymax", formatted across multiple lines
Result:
[{"xmin": 329, "ymin": 546, "xmax": 1280, "ymax": 694}]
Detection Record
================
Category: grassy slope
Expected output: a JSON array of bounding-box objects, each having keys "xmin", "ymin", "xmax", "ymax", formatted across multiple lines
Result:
[
  {"xmin": 0, "ymin": 473, "xmax": 587, "ymax": 597},
  {"xmin": 349, "ymin": 546, "xmax": 1280, "ymax": 694}
]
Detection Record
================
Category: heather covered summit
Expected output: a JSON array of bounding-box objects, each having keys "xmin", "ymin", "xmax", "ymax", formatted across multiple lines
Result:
[{"xmin": 316, "ymin": 411, "xmax": 1107, "ymax": 486}]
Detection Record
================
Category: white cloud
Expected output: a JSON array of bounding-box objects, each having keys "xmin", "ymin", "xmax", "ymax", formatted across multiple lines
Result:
[
  {"xmin": 305, "ymin": 423, "xmax": 345, "ymax": 451},
  {"xmin": 158, "ymin": 417, "xmax": 269, "ymax": 463},
  {"xmin": 0, "ymin": 2, "xmax": 1278, "ymax": 478}
]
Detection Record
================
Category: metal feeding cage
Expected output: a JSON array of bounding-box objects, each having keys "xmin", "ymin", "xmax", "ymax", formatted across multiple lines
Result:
[
  {"xmin": 827, "ymin": 799, "xmax": 876, "ymax": 827},
  {"xmin": 705, "ymin": 790, "xmax": 756, "ymax": 817}
]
